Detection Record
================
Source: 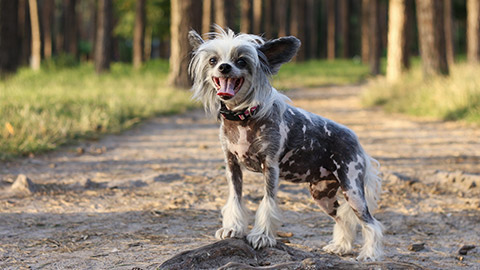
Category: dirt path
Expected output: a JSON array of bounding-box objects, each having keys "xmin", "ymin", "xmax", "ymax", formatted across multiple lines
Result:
[{"xmin": 1, "ymin": 85, "xmax": 479, "ymax": 269}]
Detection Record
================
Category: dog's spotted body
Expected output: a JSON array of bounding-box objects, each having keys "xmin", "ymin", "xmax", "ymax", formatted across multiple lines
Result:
[{"xmin": 189, "ymin": 28, "xmax": 384, "ymax": 261}]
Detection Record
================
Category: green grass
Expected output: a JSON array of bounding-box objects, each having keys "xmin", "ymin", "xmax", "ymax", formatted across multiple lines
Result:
[
  {"xmin": 362, "ymin": 62, "xmax": 480, "ymax": 124},
  {"xmin": 273, "ymin": 59, "xmax": 370, "ymax": 90},
  {"xmin": 0, "ymin": 59, "xmax": 374, "ymax": 159},
  {"xmin": 0, "ymin": 60, "xmax": 196, "ymax": 159}
]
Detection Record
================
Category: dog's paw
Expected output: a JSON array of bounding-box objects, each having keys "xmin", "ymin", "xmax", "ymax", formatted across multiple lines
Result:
[
  {"xmin": 356, "ymin": 247, "xmax": 383, "ymax": 262},
  {"xmin": 215, "ymin": 227, "xmax": 245, "ymax": 240},
  {"xmin": 322, "ymin": 242, "xmax": 353, "ymax": 255},
  {"xmin": 246, "ymin": 231, "xmax": 276, "ymax": 249}
]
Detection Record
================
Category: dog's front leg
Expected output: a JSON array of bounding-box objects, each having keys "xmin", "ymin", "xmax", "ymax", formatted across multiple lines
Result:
[
  {"xmin": 246, "ymin": 161, "xmax": 282, "ymax": 249},
  {"xmin": 216, "ymin": 151, "xmax": 250, "ymax": 239}
]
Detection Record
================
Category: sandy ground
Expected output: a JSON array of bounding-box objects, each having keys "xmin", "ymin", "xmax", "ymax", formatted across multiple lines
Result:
[{"xmin": 1, "ymin": 85, "xmax": 479, "ymax": 270}]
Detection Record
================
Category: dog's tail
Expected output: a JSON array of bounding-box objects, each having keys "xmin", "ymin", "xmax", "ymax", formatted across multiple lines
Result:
[{"xmin": 363, "ymin": 154, "xmax": 382, "ymax": 213}]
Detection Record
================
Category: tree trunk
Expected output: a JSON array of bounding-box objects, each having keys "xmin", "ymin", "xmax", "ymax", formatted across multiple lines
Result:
[
  {"xmin": 89, "ymin": 0, "xmax": 97, "ymax": 60},
  {"xmin": 275, "ymin": 0, "xmax": 287, "ymax": 37},
  {"xmin": 264, "ymin": 0, "xmax": 272, "ymax": 38},
  {"xmin": 444, "ymin": 0, "xmax": 455, "ymax": 66},
  {"xmin": 168, "ymin": 0, "xmax": 196, "ymax": 88},
  {"xmin": 225, "ymin": 0, "xmax": 236, "ymax": 32},
  {"xmin": 41, "ymin": 0, "xmax": 54, "ymax": 59},
  {"xmin": 0, "ymin": 0, "xmax": 19, "ymax": 75},
  {"xmin": 306, "ymin": 0, "xmax": 317, "ymax": 58},
  {"xmin": 361, "ymin": 0, "xmax": 370, "ymax": 63},
  {"xmin": 339, "ymin": 0, "xmax": 349, "ymax": 58},
  {"xmin": 327, "ymin": 0, "xmax": 336, "ymax": 60},
  {"xmin": 214, "ymin": 0, "xmax": 227, "ymax": 29},
  {"xmin": 379, "ymin": 1, "xmax": 388, "ymax": 52},
  {"xmin": 133, "ymin": 0, "xmax": 146, "ymax": 69},
  {"xmin": 241, "ymin": 0, "xmax": 252, "ymax": 33},
  {"xmin": 253, "ymin": 0, "xmax": 262, "ymax": 34},
  {"xmin": 369, "ymin": 0, "xmax": 380, "ymax": 75},
  {"xmin": 19, "ymin": 0, "xmax": 32, "ymax": 66},
  {"xmin": 402, "ymin": 0, "xmax": 414, "ymax": 69},
  {"xmin": 28, "ymin": 0, "xmax": 41, "ymax": 71},
  {"xmin": 416, "ymin": 0, "xmax": 449, "ymax": 77},
  {"xmin": 386, "ymin": 0, "xmax": 408, "ymax": 82},
  {"xmin": 95, "ymin": 0, "xmax": 112, "ymax": 74},
  {"xmin": 202, "ymin": 0, "xmax": 213, "ymax": 34},
  {"xmin": 63, "ymin": 0, "xmax": 78, "ymax": 57},
  {"xmin": 144, "ymin": 25, "xmax": 152, "ymax": 60},
  {"xmin": 467, "ymin": 0, "xmax": 480, "ymax": 63},
  {"xmin": 290, "ymin": 0, "xmax": 306, "ymax": 61}
]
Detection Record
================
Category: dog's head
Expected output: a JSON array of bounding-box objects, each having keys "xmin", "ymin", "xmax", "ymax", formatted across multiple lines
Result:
[{"xmin": 188, "ymin": 27, "xmax": 300, "ymax": 117}]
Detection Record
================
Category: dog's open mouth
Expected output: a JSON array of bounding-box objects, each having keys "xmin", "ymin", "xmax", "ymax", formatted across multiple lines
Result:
[{"xmin": 213, "ymin": 77, "xmax": 244, "ymax": 99}]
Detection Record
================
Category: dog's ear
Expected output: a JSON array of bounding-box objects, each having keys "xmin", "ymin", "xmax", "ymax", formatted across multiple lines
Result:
[
  {"xmin": 258, "ymin": 36, "xmax": 301, "ymax": 74},
  {"xmin": 189, "ymin": 30, "xmax": 204, "ymax": 51}
]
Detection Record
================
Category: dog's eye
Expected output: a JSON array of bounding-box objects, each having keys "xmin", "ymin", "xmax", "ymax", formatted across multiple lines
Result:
[
  {"xmin": 235, "ymin": 58, "xmax": 247, "ymax": 68},
  {"xmin": 209, "ymin": 57, "xmax": 217, "ymax": 66}
]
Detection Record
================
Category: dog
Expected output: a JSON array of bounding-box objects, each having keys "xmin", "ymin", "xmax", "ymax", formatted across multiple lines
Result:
[{"xmin": 188, "ymin": 28, "xmax": 384, "ymax": 261}]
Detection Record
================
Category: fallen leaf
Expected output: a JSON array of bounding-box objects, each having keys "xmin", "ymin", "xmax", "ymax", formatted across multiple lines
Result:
[{"xmin": 5, "ymin": 122, "xmax": 14, "ymax": 135}]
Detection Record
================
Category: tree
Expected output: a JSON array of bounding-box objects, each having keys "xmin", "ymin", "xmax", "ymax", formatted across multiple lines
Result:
[
  {"xmin": 241, "ymin": 0, "xmax": 252, "ymax": 33},
  {"xmin": 168, "ymin": 0, "xmax": 197, "ymax": 88},
  {"xmin": 28, "ymin": 0, "xmax": 41, "ymax": 71},
  {"xmin": 361, "ymin": 0, "xmax": 370, "ymax": 63},
  {"xmin": 403, "ymin": 0, "xmax": 414, "ymax": 69},
  {"xmin": 0, "ymin": 0, "xmax": 19, "ymax": 75},
  {"xmin": 42, "ymin": 0, "xmax": 54, "ymax": 59},
  {"xmin": 467, "ymin": 0, "xmax": 480, "ymax": 63},
  {"xmin": 214, "ymin": 0, "xmax": 227, "ymax": 29},
  {"xmin": 291, "ymin": 0, "xmax": 306, "ymax": 61},
  {"xmin": 133, "ymin": 0, "xmax": 146, "ymax": 69},
  {"xmin": 19, "ymin": 0, "xmax": 31, "ymax": 66},
  {"xmin": 275, "ymin": 0, "xmax": 287, "ymax": 37},
  {"xmin": 416, "ymin": 0, "xmax": 449, "ymax": 77},
  {"xmin": 95, "ymin": 0, "xmax": 112, "ymax": 74},
  {"xmin": 253, "ymin": 0, "xmax": 262, "ymax": 34},
  {"xmin": 202, "ymin": 0, "xmax": 213, "ymax": 34},
  {"xmin": 327, "ymin": 0, "xmax": 336, "ymax": 60},
  {"xmin": 264, "ymin": 0, "xmax": 272, "ymax": 38},
  {"xmin": 444, "ymin": 0, "xmax": 455, "ymax": 66},
  {"xmin": 306, "ymin": 0, "xmax": 317, "ymax": 58},
  {"xmin": 63, "ymin": 0, "xmax": 78, "ymax": 56},
  {"xmin": 369, "ymin": 0, "xmax": 380, "ymax": 75},
  {"xmin": 386, "ymin": 0, "xmax": 408, "ymax": 82},
  {"xmin": 339, "ymin": 0, "xmax": 349, "ymax": 58}
]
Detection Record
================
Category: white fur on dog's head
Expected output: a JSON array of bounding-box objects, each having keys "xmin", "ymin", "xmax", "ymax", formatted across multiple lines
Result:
[{"xmin": 188, "ymin": 27, "xmax": 300, "ymax": 119}]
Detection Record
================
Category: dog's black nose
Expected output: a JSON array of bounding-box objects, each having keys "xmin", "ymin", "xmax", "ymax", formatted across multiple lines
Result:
[{"xmin": 218, "ymin": 63, "xmax": 232, "ymax": 74}]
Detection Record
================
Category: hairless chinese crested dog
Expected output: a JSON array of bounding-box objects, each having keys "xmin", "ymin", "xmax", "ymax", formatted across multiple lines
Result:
[{"xmin": 188, "ymin": 27, "xmax": 384, "ymax": 261}]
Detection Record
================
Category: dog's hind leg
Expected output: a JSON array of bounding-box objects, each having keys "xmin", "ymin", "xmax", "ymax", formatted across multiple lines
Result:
[
  {"xmin": 313, "ymin": 180, "xmax": 358, "ymax": 256},
  {"xmin": 216, "ymin": 151, "xmax": 250, "ymax": 239},
  {"xmin": 246, "ymin": 161, "xmax": 282, "ymax": 249},
  {"xmin": 334, "ymin": 156, "xmax": 383, "ymax": 261}
]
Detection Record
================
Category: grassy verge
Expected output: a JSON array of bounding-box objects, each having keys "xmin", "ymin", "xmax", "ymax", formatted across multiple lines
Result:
[
  {"xmin": 273, "ymin": 59, "xmax": 370, "ymax": 90},
  {"xmin": 362, "ymin": 63, "xmax": 480, "ymax": 124},
  {"xmin": 0, "ymin": 60, "xmax": 196, "ymax": 159},
  {"xmin": 1, "ymin": 59, "xmax": 372, "ymax": 159}
]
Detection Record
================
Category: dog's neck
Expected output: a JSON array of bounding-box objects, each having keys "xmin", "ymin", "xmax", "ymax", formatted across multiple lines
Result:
[{"xmin": 219, "ymin": 102, "xmax": 259, "ymax": 121}]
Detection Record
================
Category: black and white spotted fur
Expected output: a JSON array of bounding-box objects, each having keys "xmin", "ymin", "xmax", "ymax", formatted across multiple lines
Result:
[{"xmin": 188, "ymin": 28, "xmax": 384, "ymax": 261}]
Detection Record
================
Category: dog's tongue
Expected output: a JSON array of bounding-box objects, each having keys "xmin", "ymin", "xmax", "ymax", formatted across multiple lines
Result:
[{"xmin": 217, "ymin": 77, "xmax": 236, "ymax": 97}]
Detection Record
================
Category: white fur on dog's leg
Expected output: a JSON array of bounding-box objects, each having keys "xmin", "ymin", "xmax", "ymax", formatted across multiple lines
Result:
[
  {"xmin": 323, "ymin": 203, "xmax": 357, "ymax": 255},
  {"xmin": 216, "ymin": 195, "xmax": 250, "ymax": 240},
  {"xmin": 357, "ymin": 219, "xmax": 384, "ymax": 261},
  {"xmin": 246, "ymin": 196, "xmax": 281, "ymax": 249},
  {"xmin": 322, "ymin": 223, "xmax": 354, "ymax": 255}
]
